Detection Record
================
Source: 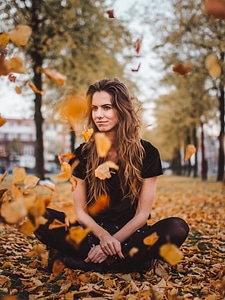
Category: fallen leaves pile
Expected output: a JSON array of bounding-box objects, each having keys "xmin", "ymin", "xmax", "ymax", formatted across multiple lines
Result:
[{"xmin": 0, "ymin": 175, "xmax": 224, "ymax": 299}]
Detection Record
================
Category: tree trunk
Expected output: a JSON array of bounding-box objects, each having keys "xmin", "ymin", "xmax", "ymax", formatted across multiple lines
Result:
[
  {"xmin": 33, "ymin": 58, "xmax": 45, "ymax": 179},
  {"xmin": 217, "ymin": 52, "xmax": 225, "ymax": 182},
  {"xmin": 70, "ymin": 130, "xmax": 76, "ymax": 152},
  {"xmin": 193, "ymin": 126, "xmax": 198, "ymax": 178}
]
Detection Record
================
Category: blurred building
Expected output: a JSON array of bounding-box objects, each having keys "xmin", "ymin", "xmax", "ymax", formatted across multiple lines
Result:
[{"xmin": 0, "ymin": 118, "xmax": 72, "ymax": 173}]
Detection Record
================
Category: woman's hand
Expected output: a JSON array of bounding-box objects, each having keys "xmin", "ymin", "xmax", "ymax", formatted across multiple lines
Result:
[
  {"xmin": 84, "ymin": 245, "xmax": 107, "ymax": 263},
  {"xmin": 100, "ymin": 235, "xmax": 124, "ymax": 259}
]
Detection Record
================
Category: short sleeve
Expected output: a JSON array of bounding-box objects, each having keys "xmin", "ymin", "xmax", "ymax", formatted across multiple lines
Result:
[
  {"xmin": 141, "ymin": 140, "xmax": 163, "ymax": 178},
  {"xmin": 69, "ymin": 143, "xmax": 86, "ymax": 180}
]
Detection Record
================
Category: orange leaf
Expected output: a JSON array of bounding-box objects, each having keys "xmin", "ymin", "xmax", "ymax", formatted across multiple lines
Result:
[
  {"xmin": 95, "ymin": 132, "xmax": 111, "ymax": 157},
  {"xmin": 49, "ymin": 219, "xmax": 66, "ymax": 230},
  {"xmin": 15, "ymin": 85, "xmax": 23, "ymax": 94},
  {"xmin": 143, "ymin": 232, "xmax": 159, "ymax": 246},
  {"xmin": 56, "ymin": 162, "xmax": 71, "ymax": 181},
  {"xmin": 159, "ymin": 243, "xmax": 184, "ymax": 266},
  {"xmin": 129, "ymin": 247, "xmax": 139, "ymax": 257},
  {"xmin": 27, "ymin": 81, "xmax": 44, "ymax": 95},
  {"xmin": 88, "ymin": 194, "xmax": 109, "ymax": 215},
  {"xmin": 24, "ymin": 175, "xmax": 40, "ymax": 190},
  {"xmin": 1, "ymin": 198, "xmax": 27, "ymax": 224},
  {"xmin": 135, "ymin": 38, "xmax": 142, "ymax": 54},
  {"xmin": 51, "ymin": 259, "xmax": 65, "ymax": 277},
  {"xmin": 82, "ymin": 128, "xmax": 94, "ymax": 142},
  {"xmin": 184, "ymin": 144, "xmax": 196, "ymax": 162},
  {"xmin": 8, "ymin": 24, "xmax": 32, "ymax": 46},
  {"xmin": 0, "ymin": 116, "xmax": 7, "ymax": 127},
  {"xmin": 0, "ymin": 32, "xmax": 9, "ymax": 49},
  {"xmin": 66, "ymin": 226, "xmax": 91, "ymax": 249},
  {"xmin": 42, "ymin": 68, "xmax": 67, "ymax": 86},
  {"xmin": 172, "ymin": 62, "xmax": 193, "ymax": 76}
]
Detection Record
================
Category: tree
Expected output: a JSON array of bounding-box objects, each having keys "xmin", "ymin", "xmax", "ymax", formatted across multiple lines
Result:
[
  {"xmin": 0, "ymin": 0, "xmax": 135, "ymax": 179},
  {"xmin": 142, "ymin": 0, "xmax": 224, "ymax": 181}
]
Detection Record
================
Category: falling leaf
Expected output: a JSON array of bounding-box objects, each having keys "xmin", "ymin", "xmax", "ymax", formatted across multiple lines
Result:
[
  {"xmin": 0, "ymin": 55, "xmax": 10, "ymax": 76},
  {"xmin": 70, "ymin": 175, "xmax": 77, "ymax": 192},
  {"xmin": 8, "ymin": 24, "xmax": 32, "ymax": 46},
  {"xmin": 49, "ymin": 219, "xmax": 66, "ymax": 230},
  {"xmin": 1, "ymin": 198, "xmax": 27, "ymax": 224},
  {"xmin": 135, "ymin": 38, "xmax": 142, "ymax": 54},
  {"xmin": 131, "ymin": 62, "xmax": 141, "ymax": 72},
  {"xmin": 143, "ymin": 232, "xmax": 159, "ymax": 246},
  {"xmin": 15, "ymin": 85, "xmax": 22, "ymax": 94},
  {"xmin": 94, "ymin": 132, "xmax": 111, "ymax": 158},
  {"xmin": 42, "ymin": 68, "xmax": 67, "ymax": 86},
  {"xmin": 88, "ymin": 194, "xmax": 109, "ymax": 215},
  {"xmin": 12, "ymin": 166, "xmax": 26, "ymax": 184},
  {"xmin": 159, "ymin": 243, "xmax": 184, "ymax": 266},
  {"xmin": 184, "ymin": 144, "xmax": 196, "ymax": 162},
  {"xmin": 129, "ymin": 247, "xmax": 139, "ymax": 257},
  {"xmin": 0, "ymin": 33, "xmax": 9, "ymax": 49},
  {"xmin": 204, "ymin": 0, "xmax": 225, "ymax": 19},
  {"xmin": 172, "ymin": 62, "xmax": 193, "ymax": 76},
  {"xmin": 56, "ymin": 162, "xmax": 71, "ymax": 181},
  {"xmin": 8, "ymin": 55, "xmax": 26, "ymax": 74},
  {"xmin": 61, "ymin": 152, "xmax": 75, "ymax": 162},
  {"xmin": 57, "ymin": 91, "xmax": 87, "ymax": 130},
  {"xmin": 0, "ymin": 116, "xmax": 7, "ymax": 127},
  {"xmin": 66, "ymin": 226, "xmax": 91, "ymax": 249},
  {"xmin": 24, "ymin": 175, "xmax": 40, "ymax": 190},
  {"xmin": 205, "ymin": 53, "xmax": 221, "ymax": 77},
  {"xmin": 0, "ymin": 171, "xmax": 8, "ymax": 183},
  {"xmin": 82, "ymin": 128, "xmax": 94, "ymax": 142},
  {"xmin": 95, "ymin": 161, "xmax": 119, "ymax": 180},
  {"xmin": 106, "ymin": 9, "xmax": 115, "ymax": 18},
  {"xmin": 27, "ymin": 81, "xmax": 44, "ymax": 95}
]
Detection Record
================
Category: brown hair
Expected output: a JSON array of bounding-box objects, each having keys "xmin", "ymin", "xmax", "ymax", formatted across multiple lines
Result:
[{"xmin": 83, "ymin": 78, "xmax": 145, "ymax": 204}]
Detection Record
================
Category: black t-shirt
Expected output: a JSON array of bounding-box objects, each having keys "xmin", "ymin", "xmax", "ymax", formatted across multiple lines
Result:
[{"xmin": 71, "ymin": 139, "xmax": 163, "ymax": 226}]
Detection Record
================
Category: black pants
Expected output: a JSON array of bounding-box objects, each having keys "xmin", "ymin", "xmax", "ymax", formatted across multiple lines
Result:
[{"xmin": 35, "ymin": 208, "xmax": 189, "ymax": 272}]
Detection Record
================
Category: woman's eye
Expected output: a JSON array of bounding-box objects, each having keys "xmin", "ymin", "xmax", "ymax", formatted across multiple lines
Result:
[{"xmin": 103, "ymin": 105, "xmax": 111, "ymax": 110}]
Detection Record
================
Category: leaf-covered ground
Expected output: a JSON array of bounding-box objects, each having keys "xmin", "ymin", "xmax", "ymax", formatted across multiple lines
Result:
[{"xmin": 0, "ymin": 175, "xmax": 224, "ymax": 299}]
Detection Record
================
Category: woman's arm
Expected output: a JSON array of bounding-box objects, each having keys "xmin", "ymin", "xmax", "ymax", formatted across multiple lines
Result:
[{"xmin": 113, "ymin": 176, "xmax": 157, "ymax": 243}]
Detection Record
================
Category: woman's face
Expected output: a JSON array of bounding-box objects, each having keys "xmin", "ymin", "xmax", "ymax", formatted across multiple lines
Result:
[{"xmin": 91, "ymin": 91, "xmax": 119, "ymax": 132}]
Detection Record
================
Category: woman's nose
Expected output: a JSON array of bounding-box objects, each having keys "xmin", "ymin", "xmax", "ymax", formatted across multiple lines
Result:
[{"xmin": 96, "ymin": 108, "xmax": 103, "ymax": 118}]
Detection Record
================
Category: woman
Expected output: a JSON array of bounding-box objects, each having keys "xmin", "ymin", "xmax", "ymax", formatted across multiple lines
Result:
[{"xmin": 35, "ymin": 78, "xmax": 189, "ymax": 273}]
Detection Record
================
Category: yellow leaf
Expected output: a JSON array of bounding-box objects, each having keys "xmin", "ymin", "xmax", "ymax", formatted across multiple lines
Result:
[
  {"xmin": 129, "ymin": 247, "xmax": 139, "ymax": 257},
  {"xmin": 8, "ymin": 24, "xmax": 32, "ymax": 46},
  {"xmin": 56, "ymin": 162, "xmax": 71, "ymax": 181},
  {"xmin": 95, "ymin": 132, "xmax": 111, "ymax": 157},
  {"xmin": 12, "ymin": 166, "xmax": 26, "ymax": 184},
  {"xmin": 159, "ymin": 243, "xmax": 184, "ymax": 266},
  {"xmin": 143, "ymin": 232, "xmax": 159, "ymax": 246},
  {"xmin": 1, "ymin": 199, "xmax": 27, "ymax": 224}
]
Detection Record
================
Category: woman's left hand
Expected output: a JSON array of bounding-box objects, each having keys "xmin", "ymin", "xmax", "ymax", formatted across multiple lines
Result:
[{"xmin": 84, "ymin": 245, "xmax": 107, "ymax": 263}]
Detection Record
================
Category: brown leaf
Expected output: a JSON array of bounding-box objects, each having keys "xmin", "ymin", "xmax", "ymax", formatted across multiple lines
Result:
[
  {"xmin": 106, "ymin": 9, "xmax": 115, "ymax": 18},
  {"xmin": 172, "ymin": 62, "xmax": 193, "ymax": 76},
  {"xmin": 8, "ymin": 24, "xmax": 32, "ymax": 46},
  {"xmin": 27, "ymin": 81, "xmax": 44, "ymax": 95},
  {"xmin": 131, "ymin": 62, "xmax": 141, "ymax": 72},
  {"xmin": 0, "ymin": 33, "xmax": 9, "ymax": 49},
  {"xmin": 204, "ymin": 0, "xmax": 225, "ymax": 19},
  {"xmin": 135, "ymin": 38, "xmax": 142, "ymax": 54},
  {"xmin": 8, "ymin": 55, "xmax": 26, "ymax": 74},
  {"xmin": 66, "ymin": 226, "xmax": 91, "ymax": 249}
]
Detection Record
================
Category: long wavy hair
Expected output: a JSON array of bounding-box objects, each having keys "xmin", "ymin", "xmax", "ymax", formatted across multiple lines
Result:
[{"xmin": 83, "ymin": 78, "xmax": 145, "ymax": 204}]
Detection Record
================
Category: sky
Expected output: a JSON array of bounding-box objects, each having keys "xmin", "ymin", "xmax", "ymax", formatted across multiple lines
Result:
[{"xmin": 0, "ymin": 0, "xmax": 162, "ymax": 122}]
